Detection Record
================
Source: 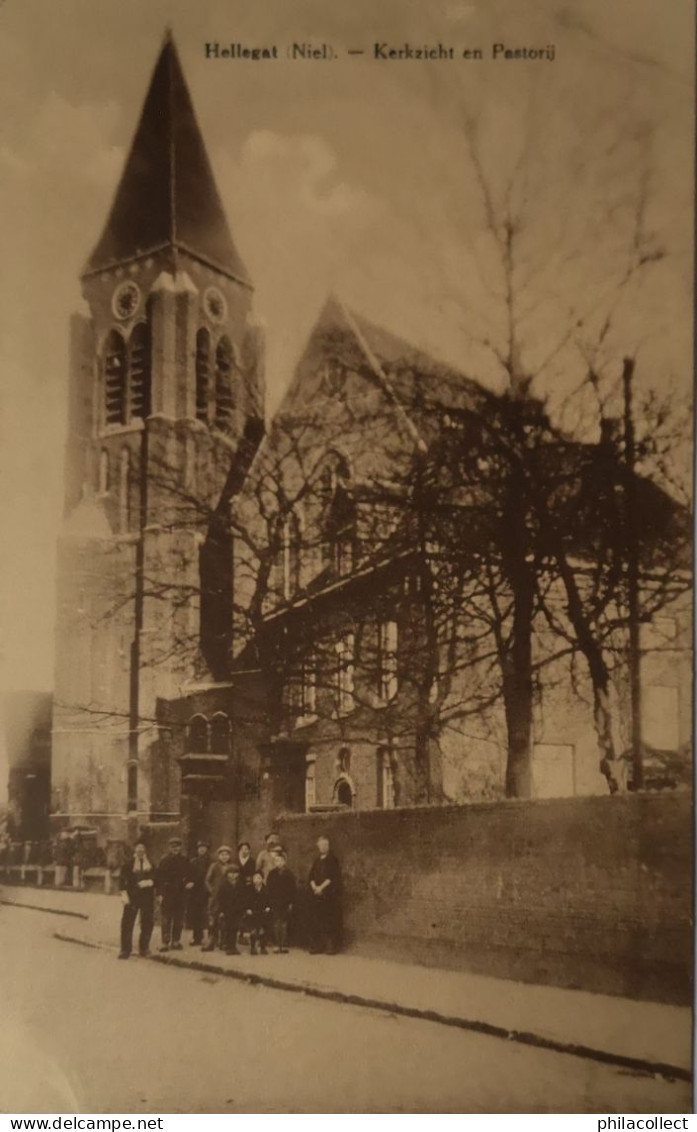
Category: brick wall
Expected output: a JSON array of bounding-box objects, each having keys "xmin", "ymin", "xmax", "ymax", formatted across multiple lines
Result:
[{"xmin": 278, "ymin": 791, "xmax": 692, "ymax": 1004}]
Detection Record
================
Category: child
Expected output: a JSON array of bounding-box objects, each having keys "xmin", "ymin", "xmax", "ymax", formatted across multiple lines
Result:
[
  {"xmin": 266, "ymin": 849, "xmax": 296, "ymax": 953},
  {"xmin": 202, "ymin": 844, "xmax": 233, "ymax": 952},
  {"xmin": 218, "ymin": 864, "xmax": 243, "ymax": 955},
  {"xmin": 242, "ymin": 871, "xmax": 272, "ymax": 956}
]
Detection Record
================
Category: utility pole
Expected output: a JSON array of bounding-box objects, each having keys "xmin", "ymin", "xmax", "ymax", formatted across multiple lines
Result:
[
  {"xmin": 128, "ymin": 422, "xmax": 149, "ymax": 814},
  {"xmin": 413, "ymin": 442, "xmax": 437, "ymax": 805},
  {"xmin": 622, "ymin": 357, "xmax": 643, "ymax": 790}
]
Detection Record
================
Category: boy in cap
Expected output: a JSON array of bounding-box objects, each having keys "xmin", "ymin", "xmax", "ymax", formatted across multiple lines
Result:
[
  {"xmin": 156, "ymin": 835, "xmax": 194, "ymax": 952},
  {"xmin": 218, "ymin": 864, "xmax": 244, "ymax": 955},
  {"xmin": 266, "ymin": 848, "xmax": 297, "ymax": 953},
  {"xmin": 202, "ymin": 844, "xmax": 233, "ymax": 951},
  {"xmin": 188, "ymin": 839, "xmax": 211, "ymax": 946},
  {"xmin": 242, "ymin": 871, "xmax": 272, "ymax": 955}
]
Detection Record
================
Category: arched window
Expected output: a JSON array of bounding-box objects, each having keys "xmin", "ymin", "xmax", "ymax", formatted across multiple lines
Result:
[
  {"xmin": 334, "ymin": 778, "xmax": 353, "ymax": 808},
  {"xmin": 195, "ymin": 328, "xmax": 211, "ymax": 423},
  {"xmin": 214, "ymin": 336, "xmax": 234, "ymax": 431},
  {"xmin": 378, "ymin": 620, "xmax": 399, "ymax": 701},
  {"xmin": 127, "ymin": 763, "xmax": 138, "ymax": 812},
  {"xmin": 318, "ymin": 453, "xmax": 355, "ymax": 575},
  {"xmin": 119, "ymin": 448, "xmax": 130, "ymax": 532},
  {"xmin": 210, "ymin": 713, "xmax": 231, "ymax": 755},
  {"xmin": 98, "ymin": 449, "xmax": 110, "ymax": 494},
  {"xmin": 303, "ymin": 652, "xmax": 317, "ymax": 717},
  {"xmin": 104, "ymin": 330, "xmax": 126, "ymax": 426},
  {"xmin": 185, "ymin": 435, "xmax": 198, "ymax": 496},
  {"xmin": 318, "ymin": 452, "xmax": 351, "ymax": 509},
  {"xmin": 319, "ymin": 462, "xmax": 336, "ymax": 505},
  {"xmin": 186, "ymin": 715, "xmax": 209, "ymax": 753},
  {"xmin": 128, "ymin": 322, "xmax": 151, "ymax": 421},
  {"xmin": 281, "ymin": 512, "xmax": 301, "ymax": 599}
]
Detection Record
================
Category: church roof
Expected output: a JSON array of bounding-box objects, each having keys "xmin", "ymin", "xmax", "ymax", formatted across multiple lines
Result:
[
  {"xmin": 83, "ymin": 34, "xmax": 250, "ymax": 284},
  {"xmin": 280, "ymin": 294, "xmax": 486, "ymax": 432}
]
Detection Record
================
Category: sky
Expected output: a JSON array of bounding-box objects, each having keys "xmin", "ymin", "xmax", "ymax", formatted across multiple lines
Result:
[{"xmin": 0, "ymin": 0, "xmax": 693, "ymax": 736}]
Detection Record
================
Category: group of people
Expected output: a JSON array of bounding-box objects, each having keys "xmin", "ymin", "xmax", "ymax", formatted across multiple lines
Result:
[{"xmin": 118, "ymin": 831, "xmax": 343, "ymax": 961}]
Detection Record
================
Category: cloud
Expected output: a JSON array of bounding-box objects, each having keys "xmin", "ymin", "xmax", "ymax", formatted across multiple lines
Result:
[
  {"xmin": 25, "ymin": 92, "xmax": 125, "ymax": 187},
  {"xmin": 215, "ymin": 131, "xmax": 384, "ymax": 406},
  {"xmin": 236, "ymin": 130, "xmax": 375, "ymax": 218},
  {"xmin": 0, "ymin": 91, "xmax": 124, "ymax": 195},
  {"xmin": 0, "ymin": 146, "xmax": 27, "ymax": 174},
  {"xmin": 443, "ymin": 0, "xmax": 477, "ymax": 22}
]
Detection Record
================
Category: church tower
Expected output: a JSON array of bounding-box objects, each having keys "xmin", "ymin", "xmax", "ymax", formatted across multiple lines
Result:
[{"xmin": 52, "ymin": 34, "xmax": 264, "ymax": 843}]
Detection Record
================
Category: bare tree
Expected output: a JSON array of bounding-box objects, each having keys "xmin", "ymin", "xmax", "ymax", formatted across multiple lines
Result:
[{"xmin": 391, "ymin": 99, "xmax": 693, "ymax": 797}]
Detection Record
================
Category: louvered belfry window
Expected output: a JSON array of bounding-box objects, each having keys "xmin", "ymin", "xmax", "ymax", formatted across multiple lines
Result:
[
  {"xmin": 129, "ymin": 322, "xmax": 151, "ymax": 420},
  {"xmin": 215, "ymin": 336, "xmax": 234, "ymax": 431},
  {"xmin": 196, "ymin": 329, "xmax": 211, "ymax": 422},
  {"xmin": 104, "ymin": 330, "xmax": 127, "ymax": 425}
]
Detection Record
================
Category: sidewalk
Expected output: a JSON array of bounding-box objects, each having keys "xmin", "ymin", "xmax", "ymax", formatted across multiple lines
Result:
[{"xmin": 2, "ymin": 883, "xmax": 691, "ymax": 1079}]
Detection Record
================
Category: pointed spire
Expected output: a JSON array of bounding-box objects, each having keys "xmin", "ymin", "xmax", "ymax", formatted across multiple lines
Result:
[{"xmin": 84, "ymin": 35, "xmax": 250, "ymax": 285}]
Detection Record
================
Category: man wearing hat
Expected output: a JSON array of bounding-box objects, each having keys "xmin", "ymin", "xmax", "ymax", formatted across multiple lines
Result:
[
  {"xmin": 256, "ymin": 831, "xmax": 282, "ymax": 881},
  {"xmin": 156, "ymin": 836, "xmax": 194, "ymax": 952},
  {"xmin": 187, "ymin": 839, "xmax": 211, "ymax": 946}
]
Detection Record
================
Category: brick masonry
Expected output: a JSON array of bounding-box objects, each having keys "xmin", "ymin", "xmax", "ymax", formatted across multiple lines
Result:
[{"xmin": 277, "ymin": 791, "xmax": 692, "ymax": 1004}]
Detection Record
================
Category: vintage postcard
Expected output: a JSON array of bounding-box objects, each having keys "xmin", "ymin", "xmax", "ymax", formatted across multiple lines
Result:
[{"xmin": 0, "ymin": 0, "xmax": 693, "ymax": 1116}]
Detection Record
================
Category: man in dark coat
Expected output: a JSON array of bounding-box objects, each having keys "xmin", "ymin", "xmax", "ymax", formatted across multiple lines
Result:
[
  {"xmin": 241, "ymin": 871, "xmax": 272, "ymax": 955},
  {"xmin": 187, "ymin": 840, "xmax": 211, "ymax": 946},
  {"xmin": 266, "ymin": 848, "xmax": 296, "ymax": 953},
  {"xmin": 308, "ymin": 835, "xmax": 342, "ymax": 954},
  {"xmin": 156, "ymin": 836, "xmax": 193, "ymax": 951},
  {"xmin": 118, "ymin": 840, "xmax": 156, "ymax": 959}
]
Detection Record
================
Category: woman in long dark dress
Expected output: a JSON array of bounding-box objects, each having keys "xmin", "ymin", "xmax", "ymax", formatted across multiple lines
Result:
[
  {"xmin": 308, "ymin": 835, "xmax": 342, "ymax": 954},
  {"xmin": 118, "ymin": 839, "xmax": 156, "ymax": 959}
]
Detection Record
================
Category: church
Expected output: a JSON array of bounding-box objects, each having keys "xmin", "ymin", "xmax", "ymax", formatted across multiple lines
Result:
[
  {"xmin": 52, "ymin": 34, "xmax": 265, "ymax": 849},
  {"xmin": 49, "ymin": 36, "xmax": 691, "ymax": 855}
]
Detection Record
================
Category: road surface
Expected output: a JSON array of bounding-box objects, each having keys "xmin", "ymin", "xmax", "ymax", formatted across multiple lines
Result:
[{"xmin": 0, "ymin": 906, "xmax": 690, "ymax": 1113}]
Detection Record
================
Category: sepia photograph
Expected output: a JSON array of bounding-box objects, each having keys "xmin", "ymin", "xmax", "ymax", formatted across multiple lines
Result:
[{"xmin": 0, "ymin": 0, "xmax": 693, "ymax": 1116}]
